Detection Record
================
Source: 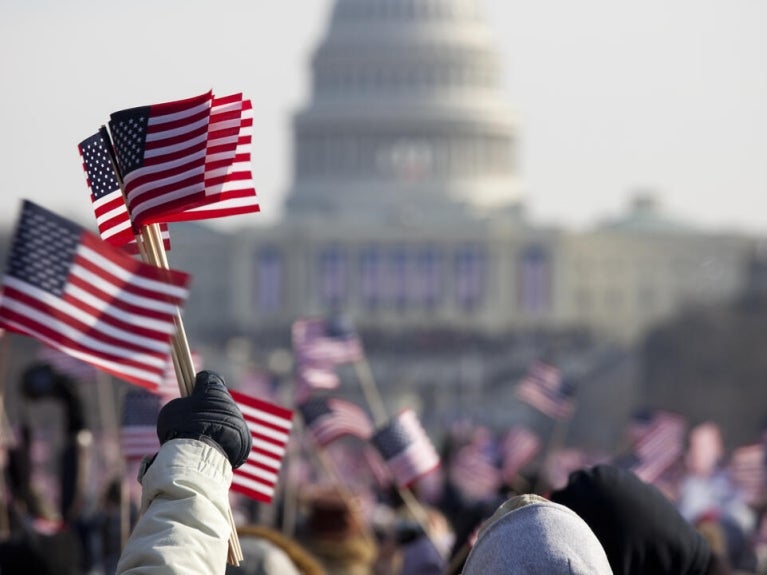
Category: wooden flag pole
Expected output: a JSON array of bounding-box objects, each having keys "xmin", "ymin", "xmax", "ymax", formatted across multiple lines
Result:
[
  {"xmin": 138, "ymin": 216, "xmax": 243, "ymax": 565},
  {"xmin": 353, "ymin": 358, "xmax": 388, "ymax": 427},
  {"xmin": 136, "ymin": 224, "xmax": 195, "ymax": 393},
  {"xmin": 101, "ymin": 127, "xmax": 242, "ymax": 564},
  {"xmin": 312, "ymin": 444, "xmax": 377, "ymax": 546},
  {"xmin": 351, "ymin": 355, "xmax": 445, "ymax": 560},
  {"xmin": 293, "ymin": 413, "xmax": 377, "ymax": 546}
]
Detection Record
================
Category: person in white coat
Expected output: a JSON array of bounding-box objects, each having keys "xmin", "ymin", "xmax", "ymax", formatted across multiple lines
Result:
[{"xmin": 116, "ymin": 370, "xmax": 252, "ymax": 575}]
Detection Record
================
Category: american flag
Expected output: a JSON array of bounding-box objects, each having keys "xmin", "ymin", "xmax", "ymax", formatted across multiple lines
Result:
[
  {"xmin": 448, "ymin": 440, "xmax": 502, "ymax": 502},
  {"xmin": 78, "ymin": 131, "xmax": 134, "ymax": 248},
  {"xmin": 120, "ymin": 389, "xmax": 162, "ymax": 461},
  {"xmin": 292, "ymin": 317, "xmax": 363, "ymax": 399},
  {"xmin": 0, "ymin": 201, "xmax": 190, "ymax": 392},
  {"xmin": 292, "ymin": 317, "xmax": 363, "ymax": 367},
  {"xmin": 514, "ymin": 360, "xmax": 575, "ymax": 420},
  {"xmin": 544, "ymin": 448, "xmax": 591, "ymax": 491},
  {"xmin": 371, "ymin": 409, "xmax": 440, "ymax": 488},
  {"xmin": 108, "ymin": 91, "xmax": 213, "ymax": 227},
  {"xmin": 629, "ymin": 410, "xmax": 686, "ymax": 484},
  {"xmin": 164, "ymin": 94, "xmax": 260, "ymax": 222},
  {"xmin": 230, "ymin": 389, "xmax": 293, "ymax": 503},
  {"xmin": 728, "ymin": 443, "xmax": 766, "ymax": 505},
  {"xmin": 500, "ymin": 425, "xmax": 542, "ymax": 484},
  {"xmin": 78, "ymin": 130, "xmax": 171, "ymax": 254},
  {"xmin": 298, "ymin": 396, "xmax": 373, "ymax": 447}
]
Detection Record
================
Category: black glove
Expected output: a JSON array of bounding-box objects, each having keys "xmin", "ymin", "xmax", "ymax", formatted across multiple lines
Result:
[{"xmin": 157, "ymin": 371, "xmax": 252, "ymax": 469}]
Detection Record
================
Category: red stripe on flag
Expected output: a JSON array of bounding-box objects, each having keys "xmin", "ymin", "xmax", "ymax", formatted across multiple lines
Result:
[
  {"xmin": 0, "ymin": 201, "xmax": 189, "ymax": 391},
  {"xmin": 229, "ymin": 389, "xmax": 293, "ymax": 503}
]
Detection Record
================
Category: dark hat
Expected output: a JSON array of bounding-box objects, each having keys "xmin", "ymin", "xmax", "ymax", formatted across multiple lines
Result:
[{"xmin": 551, "ymin": 464, "xmax": 712, "ymax": 575}]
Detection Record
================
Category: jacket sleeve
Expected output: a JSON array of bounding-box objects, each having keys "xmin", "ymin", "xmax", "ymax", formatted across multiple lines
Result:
[{"xmin": 116, "ymin": 438, "xmax": 233, "ymax": 575}]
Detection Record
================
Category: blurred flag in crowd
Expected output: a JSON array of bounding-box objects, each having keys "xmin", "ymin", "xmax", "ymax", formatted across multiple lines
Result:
[
  {"xmin": 237, "ymin": 368, "xmax": 278, "ymax": 404},
  {"xmin": 295, "ymin": 364, "xmax": 341, "ymax": 394},
  {"xmin": 371, "ymin": 409, "xmax": 440, "ymax": 488},
  {"xmin": 500, "ymin": 425, "xmax": 542, "ymax": 486},
  {"xmin": 629, "ymin": 410, "xmax": 687, "ymax": 484},
  {"xmin": 292, "ymin": 317, "xmax": 363, "ymax": 399},
  {"xmin": 514, "ymin": 360, "xmax": 575, "ymax": 420},
  {"xmin": 299, "ymin": 396, "xmax": 373, "ymax": 447},
  {"xmin": 230, "ymin": 389, "xmax": 293, "ymax": 503},
  {"xmin": 544, "ymin": 448, "xmax": 592, "ymax": 491},
  {"xmin": 728, "ymin": 443, "xmax": 766, "ymax": 505},
  {"xmin": 120, "ymin": 389, "xmax": 162, "ymax": 461},
  {"xmin": 448, "ymin": 428, "xmax": 502, "ymax": 502},
  {"xmin": 0, "ymin": 201, "xmax": 189, "ymax": 392},
  {"xmin": 292, "ymin": 317, "xmax": 363, "ymax": 366}
]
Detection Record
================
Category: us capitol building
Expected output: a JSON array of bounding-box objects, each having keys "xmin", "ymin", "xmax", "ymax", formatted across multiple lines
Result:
[{"xmin": 171, "ymin": 0, "xmax": 753, "ymax": 357}]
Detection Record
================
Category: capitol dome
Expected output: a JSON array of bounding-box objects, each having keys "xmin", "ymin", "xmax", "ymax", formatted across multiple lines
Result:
[{"xmin": 284, "ymin": 0, "xmax": 519, "ymax": 225}]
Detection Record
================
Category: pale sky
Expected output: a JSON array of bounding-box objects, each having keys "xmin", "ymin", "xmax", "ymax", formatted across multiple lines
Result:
[{"xmin": 1, "ymin": 0, "xmax": 766, "ymax": 235}]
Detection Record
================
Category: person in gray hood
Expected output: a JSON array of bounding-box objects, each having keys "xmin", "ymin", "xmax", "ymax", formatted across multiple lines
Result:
[{"xmin": 461, "ymin": 493, "xmax": 613, "ymax": 574}]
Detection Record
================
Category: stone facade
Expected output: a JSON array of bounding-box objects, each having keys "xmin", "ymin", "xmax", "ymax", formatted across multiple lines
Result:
[{"xmin": 168, "ymin": 0, "xmax": 755, "ymax": 349}]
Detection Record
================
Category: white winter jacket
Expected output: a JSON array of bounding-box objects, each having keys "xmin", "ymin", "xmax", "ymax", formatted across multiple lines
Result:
[{"xmin": 116, "ymin": 438, "xmax": 233, "ymax": 574}]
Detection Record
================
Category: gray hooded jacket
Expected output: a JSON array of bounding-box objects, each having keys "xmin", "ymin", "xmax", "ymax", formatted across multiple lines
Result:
[{"xmin": 462, "ymin": 495, "xmax": 613, "ymax": 575}]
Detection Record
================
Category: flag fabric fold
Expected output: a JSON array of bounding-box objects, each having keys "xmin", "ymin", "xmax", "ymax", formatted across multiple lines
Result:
[
  {"xmin": 230, "ymin": 389, "xmax": 293, "ymax": 503},
  {"xmin": 298, "ymin": 396, "xmax": 373, "ymax": 447},
  {"xmin": 370, "ymin": 408, "xmax": 440, "ymax": 488},
  {"xmin": 0, "ymin": 200, "xmax": 190, "ymax": 391}
]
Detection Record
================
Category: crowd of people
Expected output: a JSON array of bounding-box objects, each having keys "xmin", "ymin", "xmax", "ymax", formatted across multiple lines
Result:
[{"xmin": 1, "ymin": 364, "xmax": 767, "ymax": 575}]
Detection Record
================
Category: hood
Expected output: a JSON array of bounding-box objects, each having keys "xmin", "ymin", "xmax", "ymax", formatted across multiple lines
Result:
[{"xmin": 462, "ymin": 494, "xmax": 613, "ymax": 574}]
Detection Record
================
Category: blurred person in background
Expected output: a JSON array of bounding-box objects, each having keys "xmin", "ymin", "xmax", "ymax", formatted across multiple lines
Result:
[{"xmin": 225, "ymin": 523, "xmax": 326, "ymax": 575}]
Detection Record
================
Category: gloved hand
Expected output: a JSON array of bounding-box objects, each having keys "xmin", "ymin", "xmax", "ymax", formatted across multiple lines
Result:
[{"xmin": 157, "ymin": 371, "xmax": 252, "ymax": 469}]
